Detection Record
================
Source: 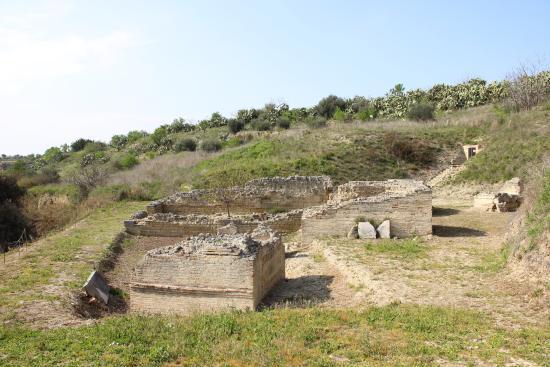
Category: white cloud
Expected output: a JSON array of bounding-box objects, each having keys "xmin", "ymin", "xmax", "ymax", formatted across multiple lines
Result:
[{"xmin": 0, "ymin": 2, "xmax": 138, "ymax": 96}]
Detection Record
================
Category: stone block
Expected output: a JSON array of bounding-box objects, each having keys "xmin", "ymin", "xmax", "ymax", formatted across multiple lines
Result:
[
  {"xmin": 358, "ymin": 222, "xmax": 376, "ymax": 239},
  {"xmin": 347, "ymin": 224, "xmax": 359, "ymax": 239},
  {"xmin": 83, "ymin": 271, "xmax": 110, "ymax": 304},
  {"xmin": 377, "ymin": 220, "xmax": 391, "ymax": 239}
]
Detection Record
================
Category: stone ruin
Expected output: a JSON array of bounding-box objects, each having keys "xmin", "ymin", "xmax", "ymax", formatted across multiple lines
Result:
[
  {"xmin": 302, "ymin": 180, "xmax": 432, "ymax": 241},
  {"xmin": 474, "ymin": 177, "xmax": 523, "ymax": 212},
  {"xmin": 125, "ymin": 176, "xmax": 433, "ymax": 315},
  {"xmin": 130, "ymin": 226, "xmax": 284, "ymax": 314}
]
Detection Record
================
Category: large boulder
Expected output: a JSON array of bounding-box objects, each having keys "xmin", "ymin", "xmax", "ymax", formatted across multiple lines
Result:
[
  {"xmin": 358, "ymin": 222, "xmax": 376, "ymax": 239},
  {"xmin": 377, "ymin": 220, "xmax": 391, "ymax": 239}
]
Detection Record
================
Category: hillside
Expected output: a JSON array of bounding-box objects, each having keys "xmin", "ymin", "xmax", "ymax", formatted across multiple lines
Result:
[{"xmin": 0, "ymin": 73, "xmax": 549, "ymax": 366}]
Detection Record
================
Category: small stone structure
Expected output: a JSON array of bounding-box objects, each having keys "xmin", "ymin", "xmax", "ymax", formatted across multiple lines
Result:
[
  {"xmin": 473, "ymin": 177, "xmax": 523, "ymax": 212},
  {"xmin": 463, "ymin": 144, "xmax": 481, "ymax": 160},
  {"xmin": 301, "ymin": 180, "xmax": 432, "ymax": 241},
  {"xmin": 130, "ymin": 227, "xmax": 285, "ymax": 314},
  {"xmin": 83, "ymin": 271, "xmax": 110, "ymax": 304}
]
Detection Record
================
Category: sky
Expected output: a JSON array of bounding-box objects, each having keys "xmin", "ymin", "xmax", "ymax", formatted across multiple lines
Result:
[{"xmin": 1, "ymin": 0, "xmax": 549, "ymax": 155}]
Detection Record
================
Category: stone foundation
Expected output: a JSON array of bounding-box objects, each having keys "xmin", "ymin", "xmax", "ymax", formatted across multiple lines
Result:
[
  {"xmin": 147, "ymin": 176, "xmax": 333, "ymax": 215},
  {"xmin": 124, "ymin": 210, "xmax": 303, "ymax": 237},
  {"xmin": 302, "ymin": 180, "xmax": 432, "ymax": 241},
  {"xmin": 130, "ymin": 227, "xmax": 285, "ymax": 314}
]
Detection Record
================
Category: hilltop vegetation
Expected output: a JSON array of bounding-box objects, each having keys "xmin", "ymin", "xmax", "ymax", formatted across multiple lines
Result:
[{"xmin": 0, "ymin": 69, "xmax": 548, "ymax": 243}]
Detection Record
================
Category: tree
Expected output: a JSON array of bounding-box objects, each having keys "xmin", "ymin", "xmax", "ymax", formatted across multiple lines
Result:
[
  {"xmin": 315, "ymin": 95, "xmax": 347, "ymax": 118},
  {"xmin": 71, "ymin": 138, "xmax": 93, "ymax": 152},
  {"xmin": 0, "ymin": 175, "xmax": 25, "ymax": 204},
  {"xmin": 66, "ymin": 165, "xmax": 107, "ymax": 199},
  {"xmin": 203, "ymin": 175, "xmax": 242, "ymax": 218}
]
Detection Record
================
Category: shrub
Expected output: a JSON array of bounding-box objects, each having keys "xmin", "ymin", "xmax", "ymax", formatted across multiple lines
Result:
[
  {"xmin": 277, "ymin": 117, "xmax": 291, "ymax": 129},
  {"xmin": 200, "ymin": 139, "xmax": 222, "ymax": 152},
  {"xmin": 407, "ymin": 102, "xmax": 435, "ymax": 121},
  {"xmin": 66, "ymin": 165, "xmax": 107, "ymax": 199},
  {"xmin": 127, "ymin": 130, "xmax": 148, "ymax": 143},
  {"xmin": 315, "ymin": 95, "xmax": 347, "ymax": 118},
  {"xmin": 507, "ymin": 66, "xmax": 550, "ymax": 111},
  {"xmin": 43, "ymin": 147, "xmax": 64, "ymax": 163},
  {"xmin": 71, "ymin": 138, "xmax": 93, "ymax": 152},
  {"xmin": 18, "ymin": 167, "xmax": 60, "ymax": 188},
  {"xmin": 110, "ymin": 135, "xmax": 128, "ymax": 150},
  {"xmin": 168, "ymin": 118, "xmax": 195, "ymax": 133},
  {"xmin": 117, "ymin": 153, "xmax": 139, "ymax": 169},
  {"xmin": 251, "ymin": 118, "xmax": 272, "ymax": 131},
  {"xmin": 175, "ymin": 138, "xmax": 197, "ymax": 152},
  {"xmin": 83, "ymin": 141, "xmax": 107, "ymax": 153},
  {"xmin": 227, "ymin": 118, "xmax": 245, "ymax": 134},
  {"xmin": 0, "ymin": 175, "xmax": 25, "ymax": 204},
  {"xmin": 151, "ymin": 126, "xmax": 168, "ymax": 146},
  {"xmin": 383, "ymin": 132, "xmax": 435, "ymax": 165},
  {"xmin": 0, "ymin": 203, "xmax": 35, "ymax": 246},
  {"xmin": 333, "ymin": 107, "xmax": 348, "ymax": 121},
  {"xmin": 306, "ymin": 116, "xmax": 327, "ymax": 129}
]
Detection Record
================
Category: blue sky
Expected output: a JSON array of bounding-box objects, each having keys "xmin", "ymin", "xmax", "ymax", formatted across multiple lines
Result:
[{"xmin": 1, "ymin": 0, "xmax": 549, "ymax": 155}]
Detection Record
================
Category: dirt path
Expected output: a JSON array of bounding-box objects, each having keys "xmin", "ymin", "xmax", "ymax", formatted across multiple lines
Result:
[
  {"xmin": 0, "ymin": 202, "xmax": 146, "ymax": 329},
  {"xmin": 314, "ymin": 205, "xmax": 549, "ymax": 328}
]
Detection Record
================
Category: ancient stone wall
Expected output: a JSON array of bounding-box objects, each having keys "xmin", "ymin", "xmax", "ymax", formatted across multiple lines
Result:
[
  {"xmin": 130, "ymin": 228, "xmax": 284, "ymax": 314},
  {"xmin": 125, "ymin": 210, "xmax": 303, "ymax": 237},
  {"xmin": 302, "ymin": 180, "xmax": 432, "ymax": 241},
  {"xmin": 147, "ymin": 176, "xmax": 332, "ymax": 215}
]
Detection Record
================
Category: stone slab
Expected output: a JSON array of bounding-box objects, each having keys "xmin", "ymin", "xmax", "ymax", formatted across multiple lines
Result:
[
  {"xmin": 377, "ymin": 220, "xmax": 391, "ymax": 239},
  {"xmin": 83, "ymin": 271, "xmax": 110, "ymax": 304},
  {"xmin": 358, "ymin": 222, "xmax": 376, "ymax": 239}
]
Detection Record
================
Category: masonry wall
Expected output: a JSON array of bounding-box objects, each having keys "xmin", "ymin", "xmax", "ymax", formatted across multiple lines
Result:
[
  {"xmin": 254, "ymin": 240, "xmax": 286, "ymax": 303},
  {"xmin": 130, "ymin": 240, "xmax": 285, "ymax": 314},
  {"xmin": 302, "ymin": 191, "xmax": 432, "ymax": 242},
  {"xmin": 125, "ymin": 211, "xmax": 303, "ymax": 237},
  {"xmin": 148, "ymin": 176, "xmax": 332, "ymax": 215},
  {"xmin": 131, "ymin": 253, "xmax": 256, "ymax": 313}
]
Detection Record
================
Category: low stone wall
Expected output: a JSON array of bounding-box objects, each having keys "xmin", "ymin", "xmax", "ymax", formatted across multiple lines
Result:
[
  {"xmin": 130, "ymin": 228, "xmax": 285, "ymax": 314},
  {"xmin": 302, "ymin": 180, "xmax": 432, "ymax": 241},
  {"xmin": 147, "ymin": 176, "xmax": 332, "ymax": 215},
  {"xmin": 125, "ymin": 210, "xmax": 303, "ymax": 237}
]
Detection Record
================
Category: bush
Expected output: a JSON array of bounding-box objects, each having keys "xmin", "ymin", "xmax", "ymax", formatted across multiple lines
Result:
[
  {"xmin": 115, "ymin": 153, "xmax": 139, "ymax": 170},
  {"xmin": 305, "ymin": 116, "xmax": 327, "ymax": 129},
  {"xmin": 507, "ymin": 67, "xmax": 550, "ymax": 111},
  {"xmin": 0, "ymin": 175, "xmax": 25, "ymax": 204},
  {"xmin": 251, "ymin": 118, "xmax": 271, "ymax": 131},
  {"xmin": 383, "ymin": 132, "xmax": 435, "ymax": 165},
  {"xmin": 151, "ymin": 126, "xmax": 168, "ymax": 146},
  {"xmin": 277, "ymin": 117, "xmax": 291, "ymax": 129},
  {"xmin": 110, "ymin": 135, "xmax": 128, "ymax": 150},
  {"xmin": 227, "ymin": 118, "xmax": 245, "ymax": 134},
  {"xmin": 175, "ymin": 138, "xmax": 197, "ymax": 152},
  {"xmin": 127, "ymin": 130, "xmax": 148, "ymax": 143},
  {"xmin": 200, "ymin": 139, "xmax": 222, "ymax": 152},
  {"xmin": 333, "ymin": 107, "xmax": 348, "ymax": 121},
  {"xmin": 43, "ymin": 147, "xmax": 64, "ymax": 163},
  {"xmin": 17, "ymin": 167, "xmax": 60, "ymax": 188},
  {"xmin": 315, "ymin": 95, "xmax": 347, "ymax": 118},
  {"xmin": 71, "ymin": 138, "xmax": 93, "ymax": 152},
  {"xmin": 407, "ymin": 102, "xmax": 435, "ymax": 121},
  {"xmin": 0, "ymin": 203, "xmax": 35, "ymax": 246}
]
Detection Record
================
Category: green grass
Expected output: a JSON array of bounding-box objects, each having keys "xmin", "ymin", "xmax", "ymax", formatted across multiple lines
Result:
[
  {"xmin": 0, "ymin": 201, "xmax": 147, "ymax": 319},
  {"xmin": 189, "ymin": 120, "xmax": 486, "ymax": 188},
  {"xmin": 0, "ymin": 304, "xmax": 547, "ymax": 366},
  {"xmin": 454, "ymin": 106, "xmax": 550, "ymax": 183},
  {"xmin": 363, "ymin": 238, "xmax": 428, "ymax": 260}
]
